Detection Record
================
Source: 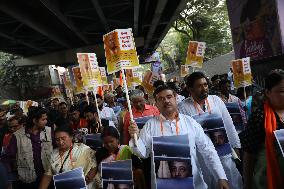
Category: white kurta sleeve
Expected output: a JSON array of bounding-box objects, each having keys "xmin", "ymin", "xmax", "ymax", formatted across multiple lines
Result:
[
  {"xmin": 214, "ymin": 96, "xmax": 241, "ymax": 148},
  {"xmin": 129, "ymin": 122, "xmax": 152, "ymax": 159},
  {"xmin": 193, "ymin": 120, "xmax": 227, "ymax": 180},
  {"xmin": 110, "ymin": 108, "xmax": 118, "ymax": 126}
]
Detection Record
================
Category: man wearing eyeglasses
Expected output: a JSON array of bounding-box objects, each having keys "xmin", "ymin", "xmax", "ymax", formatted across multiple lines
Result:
[{"xmin": 3, "ymin": 107, "xmax": 54, "ymax": 189}]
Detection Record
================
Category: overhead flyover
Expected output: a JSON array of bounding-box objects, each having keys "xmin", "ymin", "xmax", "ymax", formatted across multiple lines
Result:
[{"xmin": 0, "ymin": 0, "xmax": 187, "ymax": 66}]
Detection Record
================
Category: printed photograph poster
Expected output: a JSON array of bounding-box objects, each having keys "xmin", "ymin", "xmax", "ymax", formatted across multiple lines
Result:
[
  {"xmin": 99, "ymin": 67, "xmax": 108, "ymax": 85},
  {"xmin": 103, "ymin": 29, "xmax": 139, "ymax": 74},
  {"xmin": 51, "ymin": 86, "xmax": 63, "ymax": 98},
  {"xmin": 20, "ymin": 100, "xmax": 38, "ymax": 113},
  {"xmin": 62, "ymin": 71, "xmax": 73, "ymax": 91},
  {"xmin": 225, "ymin": 103, "xmax": 244, "ymax": 132},
  {"xmin": 77, "ymin": 53, "xmax": 94, "ymax": 87},
  {"xmin": 134, "ymin": 115, "xmax": 154, "ymax": 129},
  {"xmin": 83, "ymin": 133, "xmax": 103, "ymax": 150},
  {"xmin": 276, "ymin": 0, "xmax": 284, "ymax": 53},
  {"xmin": 152, "ymin": 134, "xmax": 194, "ymax": 189},
  {"xmin": 101, "ymin": 160, "xmax": 133, "ymax": 189},
  {"xmin": 72, "ymin": 67, "xmax": 84, "ymax": 94},
  {"xmin": 53, "ymin": 167, "xmax": 86, "ymax": 189},
  {"xmin": 143, "ymin": 51, "xmax": 160, "ymax": 63},
  {"xmin": 193, "ymin": 113, "xmax": 232, "ymax": 157},
  {"xmin": 151, "ymin": 61, "xmax": 163, "ymax": 75},
  {"xmin": 180, "ymin": 65, "xmax": 189, "ymax": 77},
  {"xmin": 132, "ymin": 68, "xmax": 142, "ymax": 86},
  {"xmin": 125, "ymin": 69, "xmax": 134, "ymax": 87},
  {"xmin": 274, "ymin": 129, "xmax": 284, "ymax": 158},
  {"xmin": 231, "ymin": 57, "xmax": 252, "ymax": 88},
  {"xmin": 142, "ymin": 70, "xmax": 154, "ymax": 94},
  {"xmin": 185, "ymin": 41, "xmax": 206, "ymax": 68},
  {"xmin": 227, "ymin": 0, "xmax": 283, "ymax": 60}
]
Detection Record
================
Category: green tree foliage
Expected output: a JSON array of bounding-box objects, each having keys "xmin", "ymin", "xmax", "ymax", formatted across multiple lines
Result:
[{"xmin": 158, "ymin": 0, "xmax": 232, "ymax": 73}]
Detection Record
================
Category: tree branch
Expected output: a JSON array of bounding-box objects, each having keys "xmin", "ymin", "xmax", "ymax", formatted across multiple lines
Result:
[{"xmin": 173, "ymin": 21, "xmax": 191, "ymax": 39}]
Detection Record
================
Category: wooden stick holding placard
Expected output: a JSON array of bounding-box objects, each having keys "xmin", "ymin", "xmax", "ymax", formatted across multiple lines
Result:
[
  {"xmin": 93, "ymin": 86, "xmax": 103, "ymax": 130},
  {"xmin": 85, "ymin": 90, "xmax": 90, "ymax": 105},
  {"xmin": 243, "ymin": 86, "xmax": 248, "ymax": 119},
  {"xmin": 121, "ymin": 68, "xmax": 138, "ymax": 146}
]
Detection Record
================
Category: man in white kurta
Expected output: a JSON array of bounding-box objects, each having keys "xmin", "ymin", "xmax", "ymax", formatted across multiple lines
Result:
[
  {"xmin": 128, "ymin": 85, "xmax": 230, "ymax": 189},
  {"xmin": 178, "ymin": 72, "xmax": 242, "ymax": 189}
]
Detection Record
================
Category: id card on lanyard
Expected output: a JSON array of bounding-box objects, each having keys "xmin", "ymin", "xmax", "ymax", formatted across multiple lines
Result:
[
  {"xmin": 194, "ymin": 98, "xmax": 211, "ymax": 116},
  {"xmin": 159, "ymin": 114, "xmax": 179, "ymax": 136}
]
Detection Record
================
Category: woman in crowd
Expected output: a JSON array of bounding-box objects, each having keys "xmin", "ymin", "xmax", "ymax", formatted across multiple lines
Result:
[
  {"xmin": 39, "ymin": 124, "xmax": 97, "ymax": 189},
  {"xmin": 95, "ymin": 126, "xmax": 145, "ymax": 189},
  {"xmin": 241, "ymin": 69, "xmax": 284, "ymax": 189}
]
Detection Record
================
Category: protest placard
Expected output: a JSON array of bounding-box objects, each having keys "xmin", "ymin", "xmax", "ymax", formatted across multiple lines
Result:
[
  {"xmin": 72, "ymin": 67, "xmax": 84, "ymax": 94},
  {"xmin": 193, "ymin": 113, "xmax": 232, "ymax": 157},
  {"xmin": 180, "ymin": 65, "xmax": 189, "ymax": 77},
  {"xmin": 152, "ymin": 134, "xmax": 193, "ymax": 189},
  {"xmin": 225, "ymin": 103, "xmax": 245, "ymax": 132},
  {"xmin": 101, "ymin": 160, "xmax": 133, "ymax": 189},
  {"xmin": 274, "ymin": 129, "xmax": 284, "ymax": 158},
  {"xmin": 185, "ymin": 41, "xmax": 206, "ymax": 68},
  {"xmin": 103, "ymin": 29, "xmax": 139, "ymax": 74},
  {"xmin": 53, "ymin": 168, "xmax": 86, "ymax": 189},
  {"xmin": 231, "ymin": 57, "xmax": 252, "ymax": 88}
]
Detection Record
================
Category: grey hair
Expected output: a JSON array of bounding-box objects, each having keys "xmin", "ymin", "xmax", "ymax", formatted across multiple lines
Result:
[
  {"xmin": 129, "ymin": 89, "xmax": 144, "ymax": 100},
  {"xmin": 104, "ymin": 93, "xmax": 115, "ymax": 98}
]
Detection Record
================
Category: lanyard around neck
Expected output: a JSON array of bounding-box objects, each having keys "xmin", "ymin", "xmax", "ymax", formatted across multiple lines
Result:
[
  {"xmin": 194, "ymin": 98, "xmax": 211, "ymax": 115},
  {"xmin": 159, "ymin": 114, "xmax": 179, "ymax": 136},
  {"xmin": 60, "ymin": 145, "xmax": 73, "ymax": 171}
]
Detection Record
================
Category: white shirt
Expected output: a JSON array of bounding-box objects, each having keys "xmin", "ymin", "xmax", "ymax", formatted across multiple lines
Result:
[
  {"xmin": 176, "ymin": 94, "xmax": 185, "ymax": 103},
  {"xmin": 129, "ymin": 113, "xmax": 227, "ymax": 189},
  {"xmin": 178, "ymin": 95, "xmax": 241, "ymax": 148},
  {"xmin": 99, "ymin": 106, "xmax": 118, "ymax": 125},
  {"xmin": 220, "ymin": 94, "xmax": 240, "ymax": 104}
]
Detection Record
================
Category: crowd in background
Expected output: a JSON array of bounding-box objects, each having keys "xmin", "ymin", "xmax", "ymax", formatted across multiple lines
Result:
[{"xmin": 0, "ymin": 69, "xmax": 283, "ymax": 189}]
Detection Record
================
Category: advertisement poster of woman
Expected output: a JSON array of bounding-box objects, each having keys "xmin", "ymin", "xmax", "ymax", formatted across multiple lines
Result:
[{"xmin": 227, "ymin": 0, "xmax": 283, "ymax": 60}]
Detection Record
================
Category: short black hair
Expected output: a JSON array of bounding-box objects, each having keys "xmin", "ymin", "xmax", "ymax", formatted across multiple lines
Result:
[
  {"xmin": 10, "ymin": 107, "xmax": 23, "ymax": 114},
  {"xmin": 59, "ymin": 102, "xmax": 67, "ymax": 106},
  {"xmin": 153, "ymin": 84, "xmax": 176, "ymax": 98},
  {"xmin": 101, "ymin": 126, "xmax": 120, "ymax": 139},
  {"xmin": 52, "ymin": 98, "xmax": 59, "ymax": 102},
  {"xmin": 96, "ymin": 94, "xmax": 103, "ymax": 100},
  {"xmin": 265, "ymin": 69, "xmax": 284, "ymax": 90},
  {"xmin": 26, "ymin": 107, "xmax": 47, "ymax": 128},
  {"xmin": 69, "ymin": 105, "xmax": 80, "ymax": 113},
  {"xmin": 8, "ymin": 115, "xmax": 25, "ymax": 125},
  {"xmin": 186, "ymin": 72, "xmax": 208, "ymax": 88},
  {"xmin": 153, "ymin": 80, "xmax": 165, "ymax": 88},
  {"xmin": 167, "ymin": 81, "xmax": 181, "ymax": 94},
  {"xmin": 83, "ymin": 105, "xmax": 97, "ymax": 114},
  {"xmin": 219, "ymin": 79, "xmax": 230, "ymax": 87},
  {"xmin": 54, "ymin": 124, "xmax": 73, "ymax": 137},
  {"xmin": 211, "ymin": 75, "xmax": 220, "ymax": 82}
]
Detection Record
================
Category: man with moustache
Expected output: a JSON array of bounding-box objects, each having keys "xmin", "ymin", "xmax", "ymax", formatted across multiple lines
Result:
[
  {"xmin": 128, "ymin": 85, "xmax": 230, "ymax": 189},
  {"xmin": 178, "ymin": 72, "xmax": 242, "ymax": 189}
]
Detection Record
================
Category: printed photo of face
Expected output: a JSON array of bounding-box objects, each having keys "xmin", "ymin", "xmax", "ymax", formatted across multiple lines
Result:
[
  {"xmin": 211, "ymin": 130, "xmax": 227, "ymax": 146},
  {"xmin": 189, "ymin": 42, "xmax": 198, "ymax": 55},
  {"xmin": 105, "ymin": 32, "xmax": 120, "ymax": 57},
  {"xmin": 115, "ymin": 184, "xmax": 131, "ymax": 189},
  {"xmin": 169, "ymin": 161, "xmax": 192, "ymax": 179},
  {"xmin": 233, "ymin": 60, "xmax": 243, "ymax": 74}
]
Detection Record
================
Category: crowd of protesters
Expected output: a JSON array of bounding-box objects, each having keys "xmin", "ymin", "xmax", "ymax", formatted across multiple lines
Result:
[{"xmin": 0, "ymin": 69, "xmax": 283, "ymax": 189}]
